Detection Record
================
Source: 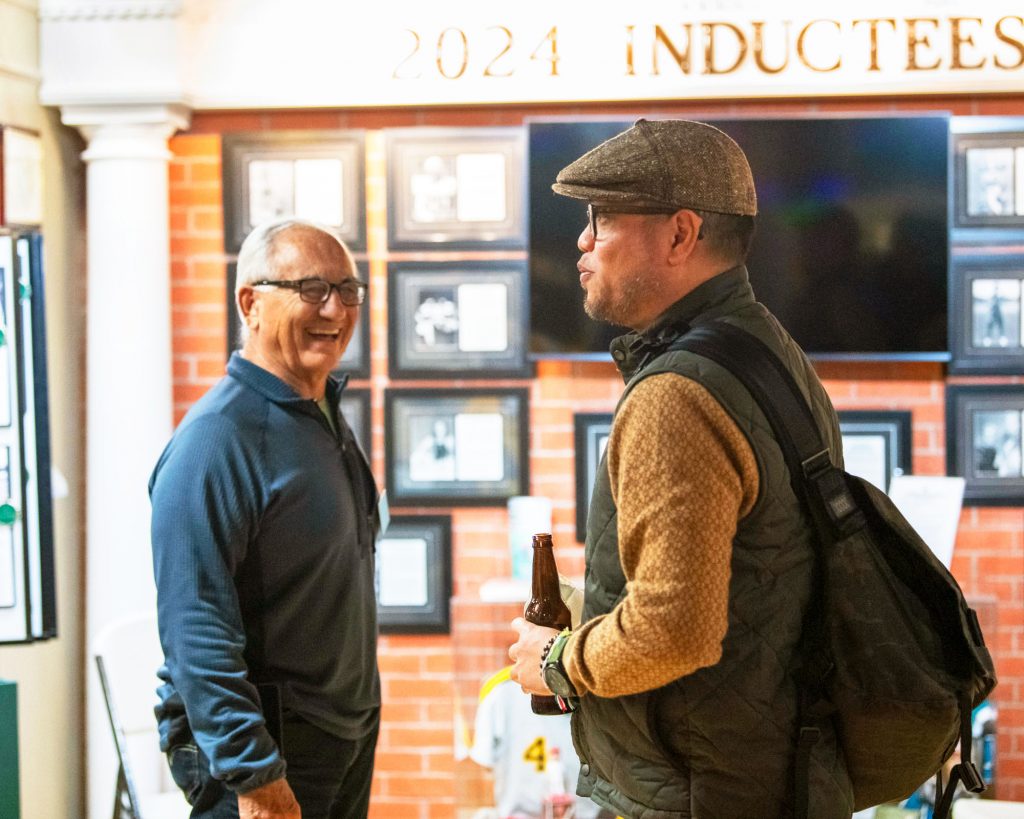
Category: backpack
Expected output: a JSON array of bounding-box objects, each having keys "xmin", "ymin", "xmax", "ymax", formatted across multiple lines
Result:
[{"xmin": 671, "ymin": 321, "xmax": 997, "ymax": 819}]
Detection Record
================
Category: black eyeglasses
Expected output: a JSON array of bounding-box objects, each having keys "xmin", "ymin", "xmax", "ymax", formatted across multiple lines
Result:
[
  {"xmin": 587, "ymin": 203, "xmax": 678, "ymax": 239},
  {"xmin": 252, "ymin": 278, "xmax": 368, "ymax": 306}
]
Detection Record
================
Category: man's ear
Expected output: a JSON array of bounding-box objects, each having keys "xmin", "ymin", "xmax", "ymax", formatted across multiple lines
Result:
[
  {"xmin": 667, "ymin": 210, "xmax": 703, "ymax": 264},
  {"xmin": 238, "ymin": 287, "xmax": 259, "ymax": 331}
]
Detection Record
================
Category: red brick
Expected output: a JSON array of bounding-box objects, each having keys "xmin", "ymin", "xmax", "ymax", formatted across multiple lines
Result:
[
  {"xmin": 386, "ymin": 678, "xmax": 455, "ymax": 700},
  {"xmin": 170, "ymin": 134, "xmax": 221, "ymax": 157},
  {"xmin": 374, "ymin": 751, "xmax": 423, "ymax": 773},
  {"xmin": 386, "ymin": 727, "xmax": 453, "ymax": 749},
  {"xmin": 367, "ymin": 800, "xmax": 420, "ymax": 819},
  {"xmin": 385, "ymin": 774, "xmax": 455, "ymax": 799}
]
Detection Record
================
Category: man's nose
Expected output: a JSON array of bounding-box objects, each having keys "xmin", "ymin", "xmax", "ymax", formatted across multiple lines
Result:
[
  {"xmin": 578, "ymin": 224, "xmax": 595, "ymax": 252},
  {"xmin": 318, "ymin": 288, "xmax": 348, "ymax": 316}
]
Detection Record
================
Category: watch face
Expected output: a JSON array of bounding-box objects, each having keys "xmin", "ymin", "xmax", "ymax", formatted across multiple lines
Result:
[{"xmin": 543, "ymin": 664, "xmax": 574, "ymax": 698}]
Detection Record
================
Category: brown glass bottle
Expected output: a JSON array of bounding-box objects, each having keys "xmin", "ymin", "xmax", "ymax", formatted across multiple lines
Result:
[{"xmin": 524, "ymin": 532, "xmax": 572, "ymax": 715}]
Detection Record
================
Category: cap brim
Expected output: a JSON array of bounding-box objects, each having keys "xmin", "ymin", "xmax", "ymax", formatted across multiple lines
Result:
[{"xmin": 550, "ymin": 182, "xmax": 665, "ymax": 205}]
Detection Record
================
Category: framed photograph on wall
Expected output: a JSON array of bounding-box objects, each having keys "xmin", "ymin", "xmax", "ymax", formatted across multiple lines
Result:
[
  {"xmin": 949, "ymin": 255, "xmax": 1024, "ymax": 375},
  {"xmin": 952, "ymin": 119, "xmax": 1024, "ymax": 241},
  {"xmin": 574, "ymin": 413, "xmax": 613, "ymax": 542},
  {"xmin": 946, "ymin": 385, "xmax": 1024, "ymax": 506},
  {"xmin": 226, "ymin": 262, "xmax": 371, "ymax": 380},
  {"xmin": 387, "ymin": 261, "xmax": 532, "ymax": 379},
  {"xmin": 384, "ymin": 388, "xmax": 529, "ymax": 506},
  {"xmin": 338, "ymin": 388, "xmax": 371, "ymax": 458},
  {"xmin": 386, "ymin": 127, "xmax": 526, "ymax": 250},
  {"xmin": 376, "ymin": 514, "xmax": 452, "ymax": 634},
  {"xmin": 222, "ymin": 131, "xmax": 366, "ymax": 254},
  {"xmin": 837, "ymin": 410, "xmax": 913, "ymax": 492}
]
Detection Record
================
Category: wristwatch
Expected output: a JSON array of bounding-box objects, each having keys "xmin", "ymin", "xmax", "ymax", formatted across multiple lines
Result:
[{"xmin": 542, "ymin": 628, "xmax": 578, "ymax": 701}]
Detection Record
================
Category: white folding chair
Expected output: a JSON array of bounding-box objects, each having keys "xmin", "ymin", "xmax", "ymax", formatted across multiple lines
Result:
[{"xmin": 94, "ymin": 611, "xmax": 190, "ymax": 819}]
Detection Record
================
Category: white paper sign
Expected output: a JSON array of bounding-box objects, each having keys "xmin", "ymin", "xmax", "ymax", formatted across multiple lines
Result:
[
  {"xmin": 378, "ymin": 536, "xmax": 428, "ymax": 606},
  {"xmin": 455, "ymin": 412, "xmax": 504, "ymax": 481},
  {"xmin": 457, "ymin": 283, "xmax": 508, "ymax": 352},
  {"xmin": 887, "ymin": 475, "xmax": 966, "ymax": 568}
]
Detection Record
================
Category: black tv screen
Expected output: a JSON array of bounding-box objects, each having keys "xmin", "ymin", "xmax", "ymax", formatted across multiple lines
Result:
[{"xmin": 528, "ymin": 115, "xmax": 950, "ymax": 360}]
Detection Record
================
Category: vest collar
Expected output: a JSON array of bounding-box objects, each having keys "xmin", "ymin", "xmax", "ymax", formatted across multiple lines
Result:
[
  {"xmin": 609, "ymin": 265, "xmax": 755, "ymax": 381},
  {"xmin": 227, "ymin": 351, "xmax": 347, "ymax": 411}
]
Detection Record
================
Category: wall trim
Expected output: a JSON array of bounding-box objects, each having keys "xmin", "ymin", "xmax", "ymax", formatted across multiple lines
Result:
[{"xmin": 38, "ymin": 0, "xmax": 181, "ymax": 21}]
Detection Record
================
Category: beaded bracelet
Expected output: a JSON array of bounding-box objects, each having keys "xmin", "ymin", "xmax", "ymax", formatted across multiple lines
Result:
[{"xmin": 539, "ymin": 635, "xmax": 558, "ymax": 671}]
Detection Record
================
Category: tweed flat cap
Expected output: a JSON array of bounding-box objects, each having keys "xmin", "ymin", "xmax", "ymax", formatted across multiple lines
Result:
[{"xmin": 552, "ymin": 118, "xmax": 757, "ymax": 216}]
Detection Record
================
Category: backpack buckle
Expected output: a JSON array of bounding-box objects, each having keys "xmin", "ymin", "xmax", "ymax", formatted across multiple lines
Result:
[
  {"xmin": 959, "ymin": 760, "xmax": 985, "ymax": 794},
  {"xmin": 800, "ymin": 450, "xmax": 862, "ymax": 535}
]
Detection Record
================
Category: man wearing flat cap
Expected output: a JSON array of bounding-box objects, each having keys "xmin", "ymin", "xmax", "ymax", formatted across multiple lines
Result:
[{"xmin": 509, "ymin": 120, "xmax": 853, "ymax": 819}]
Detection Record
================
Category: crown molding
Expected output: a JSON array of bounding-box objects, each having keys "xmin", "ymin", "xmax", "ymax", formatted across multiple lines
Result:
[{"xmin": 38, "ymin": 0, "xmax": 182, "ymax": 21}]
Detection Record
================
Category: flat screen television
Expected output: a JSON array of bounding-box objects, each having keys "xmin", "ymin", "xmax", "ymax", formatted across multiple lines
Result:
[{"xmin": 528, "ymin": 115, "xmax": 951, "ymax": 360}]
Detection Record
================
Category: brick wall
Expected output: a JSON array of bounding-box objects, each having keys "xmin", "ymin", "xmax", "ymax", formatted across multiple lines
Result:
[{"xmin": 169, "ymin": 96, "xmax": 1024, "ymax": 815}]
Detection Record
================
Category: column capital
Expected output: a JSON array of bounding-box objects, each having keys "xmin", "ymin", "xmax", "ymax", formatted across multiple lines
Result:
[{"xmin": 59, "ymin": 101, "xmax": 191, "ymax": 161}]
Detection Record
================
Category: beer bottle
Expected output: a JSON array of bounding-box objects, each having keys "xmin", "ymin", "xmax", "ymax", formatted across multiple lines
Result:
[{"xmin": 525, "ymin": 532, "xmax": 572, "ymax": 715}]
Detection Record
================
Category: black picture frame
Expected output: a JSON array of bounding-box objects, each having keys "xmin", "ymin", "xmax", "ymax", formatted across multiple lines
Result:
[
  {"xmin": 384, "ymin": 388, "xmax": 529, "ymax": 507},
  {"xmin": 376, "ymin": 514, "xmax": 452, "ymax": 634},
  {"xmin": 574, "ymin": 413, "xmax": 613, "ymax": 542},
  {"xmin": 226, "ymin": 262, "xmax": 371, "ymax": 380},
  {"xmin": 338, "ymin": 387, "xmax": 371, "ymax": 459},
  {"xmin": 946, "ymin": 385, "xmax": 1024, "ymax": 506},
  {"xmin": 837, "ymin": 410, "xmax": 913, "ymax": 492},
  {"xmin": 952, "ymin": 119, "xmax": 1024, "ymax": 243},
  {"xmin": 387, "ymin": 260, "xmax": 532, "ymax": 379},
  {"xmin": 222, "ymin": 130, "xmax": 366, "ymax": 254},
  {"xmin": 949, "ymin": 254, "xmax": 1024, "ymax": 375},
  {"xmin": 385, "ymin": 127, "xmax": 526, "ymax": 250}
]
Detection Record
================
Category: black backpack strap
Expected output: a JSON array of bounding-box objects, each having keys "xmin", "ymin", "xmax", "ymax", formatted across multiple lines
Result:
[
  {"xmin": 669, "ymin": 322, "xmax": 862, "ymax": 539},
  {"xmin": 933, "ymin": 694, "xmax": 986, "ymax": 819},
  {"xmin": 668, "ymin": 321, "xmax": 853, "ymax": 819}
]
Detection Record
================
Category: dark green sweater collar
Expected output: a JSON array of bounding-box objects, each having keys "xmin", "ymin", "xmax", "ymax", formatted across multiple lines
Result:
[{"xmin": 609, "ymin": 265, "xmax": 755, "ymax": 382}]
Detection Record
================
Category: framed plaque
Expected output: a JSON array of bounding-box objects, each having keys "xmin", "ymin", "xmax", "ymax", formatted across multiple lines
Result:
[
  {"xmin": 386, "ymin": 127, "xmax": 526, "ymax": 250},
  {"xmin": 574, "ymin": 413, "xmax": 613, "ymax": 542},
  {"xmin": 222, "ymin": 131, "xmax": 366, "ymax": 253},
  {"xmin": 376, "ymin": 514, "xmax": 452, "ymax": 634},
  {"xmin": 384, "ymin": 388, "xmax": 529, "ymax": 507},
  {"xmin": 226, "ymin": 262, "xmax": 370, "ymax": 380},
  {"xmin": 837, "ymin": 410, "xmax": 913, "ymax": 492},
  {"xmin": 952, "ymin": 119, "xmax": 1024, "ymax": 242},
  {"xmin": 387, "ymin": 261, "xmax": 532, "ymax": 379},
  {"xmin": 946, "ymin": 384, "xmax": 1024, "ymax": 506},
  {"xmin": 949, "ymin": 254, "xmax": 1024, "ymax": 375}
]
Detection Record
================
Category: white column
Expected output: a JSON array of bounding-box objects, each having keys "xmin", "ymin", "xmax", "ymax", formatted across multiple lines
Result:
[{"xmin": 61, "ymin": 102, "xmax": 191, "ymax": 819}]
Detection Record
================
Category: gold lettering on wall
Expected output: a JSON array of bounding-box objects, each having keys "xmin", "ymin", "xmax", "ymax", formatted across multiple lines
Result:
[
  {"xmin": 949, "ymin": 17, "xmax": 985, "ymax": 69},
  {"xmin": 995, "ymin": 15, "xmax": 1024, "ymax": 69},
  {"xmin": 752, "ymin": 20, "xmax": 790, "ymax": 73},
  {"xmin": 389, "ymin": 15, "xmax": 1024, "ymax": 88},
  {"xmin": 653, "ymin": 24, "xmax": 694, "ymax": 74},
  {"xmin": 483, "ymin": 26, "xmax": 515, "ymax": 77},
  {"xmin": 797, "ymin": 19, "xmax": 841, "ymax": 71},
  {"xmin": 531, "ymin": 26, "xmax": 561, "ymax": 76},
  {"xmin": 703, "ymin": 22, "xmax": 747, "ymax": 74},
  {"xmin": 852, "ymin": 18, "xmax": 898, "ymax": 71},
  {"xmin": 436, "ymin": 27, "xmax": 469, "ymax": 79},
  {"xmin": 905, "ymin": 18, "xmax": 941, "ymax": 70}
]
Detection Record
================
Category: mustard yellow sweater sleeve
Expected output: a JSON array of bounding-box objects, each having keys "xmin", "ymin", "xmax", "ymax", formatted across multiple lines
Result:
[{"xmin": 563, "ymin": 373, "xmax": 759, "ymax": 698}]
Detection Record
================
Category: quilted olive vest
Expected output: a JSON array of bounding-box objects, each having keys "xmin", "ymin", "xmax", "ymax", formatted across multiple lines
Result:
[{"xmin": 573, "ymin": 267, "xmax": 854, "ymax": 819}]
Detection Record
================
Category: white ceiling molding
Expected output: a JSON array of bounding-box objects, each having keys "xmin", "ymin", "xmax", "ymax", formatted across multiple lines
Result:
[{"xmin": 38, "ymin": 0, "xmax": 182, "ymax": 21}]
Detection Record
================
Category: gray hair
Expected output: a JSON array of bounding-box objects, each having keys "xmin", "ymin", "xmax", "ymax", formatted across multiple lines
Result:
[{"xmin": 234, "ymin": 217, "xmax": 357, "ymax": 345}]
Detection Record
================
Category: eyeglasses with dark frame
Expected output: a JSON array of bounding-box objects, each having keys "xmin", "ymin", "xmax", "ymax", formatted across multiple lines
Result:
[
  {"xmin": 587, "ymin": 203, "xmax": 679, "ymax": 240},
  {"xmin": 252, "ymin": 277, "xmax": 368, "ymax": 306}
]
